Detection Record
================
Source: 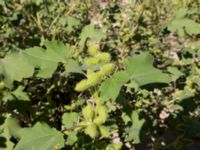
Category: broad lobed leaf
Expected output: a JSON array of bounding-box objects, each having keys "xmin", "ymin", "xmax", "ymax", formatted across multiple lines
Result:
[
  {"xmin": 14, "ymin": 122, "xmax": 64, "ymax": 150},
  {"xmin": 100, "ymin": 52, "xmax": 171, "ymax": 101},
  {"xmin": 124, "ymin": 52, "xmax": 171, "ymax": 86},
  {"xmin": 0, "ymin": 40, "xmax": 82, "ymax": 87}
]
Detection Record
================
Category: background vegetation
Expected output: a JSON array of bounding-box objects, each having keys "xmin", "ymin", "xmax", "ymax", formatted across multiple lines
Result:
[{"xmin": 0, "ymin": 0, "xmax": 200, "ymax": 149}]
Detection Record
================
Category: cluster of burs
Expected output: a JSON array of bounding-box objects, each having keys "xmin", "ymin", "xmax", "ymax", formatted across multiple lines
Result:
[
  {"xmin": 78, "ymin": 94, "xmax": 109, "ymax": 138},
  {"xmin": 75, "ymin": 41, "xmax": 115, "ymax": 92},
  {"xmin": 74, "ymin": 41, "xmax": 114, "ymax": 138}
]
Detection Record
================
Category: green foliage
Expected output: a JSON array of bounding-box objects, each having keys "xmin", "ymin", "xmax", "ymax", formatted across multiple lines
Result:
[
  {"xmin": 62, "ymin": 112, "xmax": 79, "ymax": 128},
  {"xmin": 64, "ymin": 16, "xmax": 80, "ymax": 33},
  {"xmin": 0, "ymin": 52, "xmax": 34, "ymax": 87},
  {"xmin": 168, "ymin": 8, "xmax": 200, "ymax": 36},
  {"xmin": 126, "ymin": 111, "xmax": 145, "ymax": 144},
  {"xmin": 0, "ymin": 40, "xmax": 82, "ymax": 87},
  {"xmin": 167, "ymin": 67, "xmax": 184, "ymax": 81},
  {"xmin": 15, "ymin": 123, "xmax": 64, "ymax": 150},
  {"xmin": 23, "ymin": 40, "xmax": 75, "ymax": 77},
  {"xmin": 79, "ymin": 24, "xmax": 106, "ymax": 48},
  {"xmin": 100, "ymin": 71, "xmax": 129, "ymax": 101},
  {"xmin": 0, "ymin": 117, "xmax": 21, "ymax": 150},
  {"xmin": 10, "ymin": 86, "xmax": 30, "ymax": 101},
  {"xmin": 124, "ymin": 52, "xmax": 171, "ymax": 86},
  {"xmin": 65, "ymin": 132, "xmax": 78, "ymax": 146},
  {"xmin": 1, "ymin": 0, "xmax": 200, "ymax": 149},
  {"xmin": 100, "ymin": 52, "xmax": 172, "ymax": 101}
]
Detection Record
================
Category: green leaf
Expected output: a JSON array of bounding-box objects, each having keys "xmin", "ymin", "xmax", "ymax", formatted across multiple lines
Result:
[
  {"xmin": 184, "ymin": 19, "xmax": 200, "ymax": 35},
  {"xmin": 23, "ymin": 40, "xmax": 72, "ymax": 78},
  {"xmin": 121, "ymin": 112, "xmax": 131, "ymax": 125},
  {"xmin": 167, "ymin": 67, "xmax": 184, "ymax": 81},
  {"xmin": 174, "ymin": 8, "xmax": 188, "ymax": 19},
  {"xmin": 127, "ymin": 111, "xmax": 145, "ymax": 144},
  {"xmin": 173, "ymin": 86, "xmax": 195, "ymax": 101},
  {"xmin": 0, "ymin": 52, "xmax": 34, "ymax": 87},
  {"xmin": 100, "ymin": 71, "xmax": 129, "ymax": 101},
  {"xmin": 59, "ymin": 16, "xmax": 80, "ymax": 33},
  {"xmin": 169, "ymin": 19, "xmax": 200, "ymax": 36},
  {"xmin": 2, "ymin": 86, "xmax": 30, "ymax": 102},
  {"xmin": 125, "ymin": 80, "xmax": 140, "ymax": 93},
  {"xmin": 0, "ymin": 117, "xmax": 21, "ymax": 150},
  {"xmin": 66, "ymin": 16, "xmax": 80, "ymax": 33},
  {"xmin": 12, "ymin": 86, "xmax": 30, "ymax": 101},
  {"xmin": 0, "ymin": 40, "xmax": 82, "ymax": 87},
  {"xmin": 124, "ymin": 52, "xmax": 171, "ymax": 86},
  {"xmin": 79, "ymin": 24, "xmax": 106, "ymax": 48},
  {"xmin": 168, "ymin": 8, "xmax": 200, "ymax": 36},
  {"xmin": 62, "ymin": 112, "xmax": 79, "ymax": 128},
  {"xmin": 15, "ymin": 122, "xmax": 64, "ymax": 150},
  {"xmin": 66, "ymin": 132, "xmax": 78, "ymax": 146},
  {"xmin": 64, "ymin": 59, "xmax": 83, "ymax": 74}
]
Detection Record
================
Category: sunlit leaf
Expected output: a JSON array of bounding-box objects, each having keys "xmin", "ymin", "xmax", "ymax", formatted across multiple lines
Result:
[
  {"xmin": 0, "ymin": 52, "xmax": 34, "ymax": 87},
  {"xmin": 15, "ymin": 122, "xmax": 64, "ymax": 150},
  {"xmin": 0, "ymin": 40, "xmax": 82, "ymax": 87},
  {"xmin": 0, "ymin": 117, "xmax": 21, "ymax": 150},
  {"xmin": 124, "ymin": 52, "xmax": 171, "ymax": 86},
  {"xmin": 126, "ymin": 111, "xmax": 145, "ymax": 144},
  {"xmin": 62, "ymin": 112, "xmax": 79, "ymax": 129},
  {"xmin": 100, "ymin": 71, "xmax": 129, "ymax": 101}
]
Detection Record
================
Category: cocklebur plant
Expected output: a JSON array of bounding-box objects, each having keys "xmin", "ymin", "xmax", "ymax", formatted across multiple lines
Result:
[
  {"xmin": 73, "ymin": 41, "xmax": 113, "ymax": 139},
  {"xmin": 1, "ymin": 1, "xmax": 200, "ymax": 149}
]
